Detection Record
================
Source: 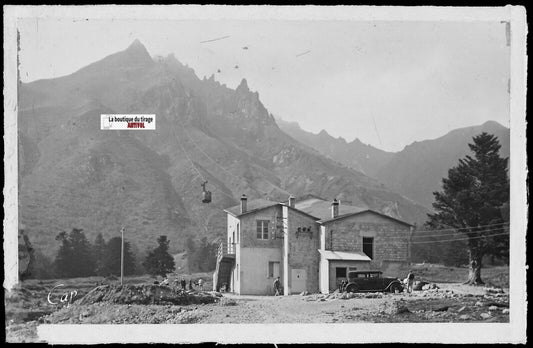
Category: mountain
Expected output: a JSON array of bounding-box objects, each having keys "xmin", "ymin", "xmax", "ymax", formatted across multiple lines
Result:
[
  {"xmin": 18, "ymin": 40, "xmax": 430, "ymax": 258},
  {"xmin": 278, "ymin": 119, "xmax": 510, "ymax": 209},
  {"xmin": 276, "ymin": 119, "xmax": 394, "ymax": 177},
  {"xmin": 374, "ymin": 121, "xmax": 510, "ymax": 208}
]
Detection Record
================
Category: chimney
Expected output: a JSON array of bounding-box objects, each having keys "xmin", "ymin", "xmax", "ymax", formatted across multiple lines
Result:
[
  {"xmin": 240, "ymin": 194, "xmax": 248, "ymax": 214},
  {"xmin": 331, "ymin": 198, "xmax": 339, "ymax": 219},
  {"xmin": 288, "ymin": 195, "xmax": 295, "ymax": 208}
]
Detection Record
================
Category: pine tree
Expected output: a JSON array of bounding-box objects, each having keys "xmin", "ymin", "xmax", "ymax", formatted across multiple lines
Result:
[
  {"xmin": 427, "ymin": 132, "xmax": 509, "ymax": 285},
  {"xmin": 69, "ymin": 228, "xmax": 96, "ymax": 277},
  {"xmin": 103, "ymin": 237, "xmax": 136, "ymax": 276},
  {"xmin": 143, "ymin": 235, "xmax": 176, "ymax": 277},
  {"xmin": 54, "ymin": 231, "xmax": 74, "ymax": 278},
  {"xmin": 53, "ymin": 228, "xmax": 96, "ymax": 278},
  {"xmin": 93, "ymin": 233, "xmax": 108, "ymax": 276}
]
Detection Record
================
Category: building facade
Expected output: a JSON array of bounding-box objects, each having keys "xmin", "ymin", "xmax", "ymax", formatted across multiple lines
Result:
[{"xmin": 214, "ymin": 195, "xmax": 414, "ymax": 295}]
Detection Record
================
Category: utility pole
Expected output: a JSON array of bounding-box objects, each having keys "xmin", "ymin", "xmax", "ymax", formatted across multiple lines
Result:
[{"xmin": 121, "ymin": 226, "xmax": 125, "ymax": 286}]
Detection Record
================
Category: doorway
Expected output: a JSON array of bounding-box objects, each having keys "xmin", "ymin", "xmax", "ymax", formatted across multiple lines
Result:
[{"xmin": 291, "ymin": 268, "xmax": 307, "ymax": 293}]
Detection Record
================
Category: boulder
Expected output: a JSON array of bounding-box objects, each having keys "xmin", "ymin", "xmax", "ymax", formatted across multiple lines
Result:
[
  {"xmin": 459, "ymin": 314, "xmax": 471, "ymax": 320},
  {"xmin": 422, "ymin": 283, "xmax": 439, "ymax": 291},
  {"xmin": 484, "ymin": 287, "xmax": 504, "ymax": 294},
  {"xmin": 413, "ymin": 281, "xmax": 428, "ymax": 291},
  {"xmin": 480, "ymin": 312, "xmax": 492, "ymax": 319}
]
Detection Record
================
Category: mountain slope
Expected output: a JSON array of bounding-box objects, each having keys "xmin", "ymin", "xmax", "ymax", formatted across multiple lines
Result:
[
  {"xmin": 18, "ymin": 40, "xmax": 430, "ymax": 258},
  {"xmin": 375, "ymin": 121, "xmax": 510, "ymax": 208},
  {"xmin": 278, "ymin": 118, "xmax": 510, "ymax": 209},
  {"xmin": 277, "ymin": 118, "xmax": 394, "ymax": 177}
]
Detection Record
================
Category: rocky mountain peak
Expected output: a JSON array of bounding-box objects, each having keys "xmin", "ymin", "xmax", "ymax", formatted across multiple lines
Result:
[
  {"xmin": 236, "ymin": 78, "xmax": 249, "ymax": 93},
  {"xmin": 117, "ymin": 39, "xmax": 153, "ymax": 66},
  {"xmin": 318, "ymin": 129, "xmax": 330, "ymax": 137},
  {"xmin": 128, "ymin": 38, "xmax": 144, "ymax": 47}
]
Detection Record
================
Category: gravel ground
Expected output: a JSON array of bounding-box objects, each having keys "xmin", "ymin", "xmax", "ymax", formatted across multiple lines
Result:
[{"xmin": 5, "ymin": 274, "xmax": 510, "ymax": 342}]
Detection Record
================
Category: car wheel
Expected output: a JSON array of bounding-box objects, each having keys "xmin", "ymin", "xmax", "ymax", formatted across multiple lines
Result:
[
  {"xmin": 345, "ymin": 285, "xmax": 358, "ymax": 293},
  {"xmin": 389, "ymin": 283, "xmax": 401, "ymax": 293}
]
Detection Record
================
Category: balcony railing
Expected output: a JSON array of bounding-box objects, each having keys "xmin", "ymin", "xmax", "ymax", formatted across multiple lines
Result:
[{"xmin": 217, "ymin": 241, "xmax": 236, "ymax": 261}]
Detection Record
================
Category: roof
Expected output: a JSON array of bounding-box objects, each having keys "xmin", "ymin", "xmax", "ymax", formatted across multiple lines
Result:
[
  {"xmin": 321, "ymin": 209, "xmax": 414, "ymax": 226},
  {"xmin": 295, "ymin": 198, "xmax": 367, "ymax": 222},
  {"xmin": 225, "ymin": 196, "xmax": 412, "ymax": 227},
  {"xmin": 224, "ymin": 198, "xmax": 279, "ymax": 217},
  {"xmin": 318, "ymin": 250, "xmax": 372, "ymax": 261}
]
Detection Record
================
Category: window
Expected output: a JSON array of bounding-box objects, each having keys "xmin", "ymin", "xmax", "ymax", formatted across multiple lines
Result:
[
  {"xmin": 256, "ymin": 220, "xmax": 269, "ymax": 239},
  {"xmin": 236, "ymin": 223, "xmax": 240, "ymax": 243},
  {"xmin": 363, "ymin": 237, "xmax": 374, "ymax": 259},
  {"xmin": 268, "ymin": 261, "xmax": 280, "ymax": 278},
  {"xmin": 335, "ymin": 267, "xmax": 347, "ymax": 278}
]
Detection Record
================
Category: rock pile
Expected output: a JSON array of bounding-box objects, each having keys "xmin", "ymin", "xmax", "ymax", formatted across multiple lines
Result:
[
  {"xmin": 77, "ymin": 285, "xmax": 220, "ymax": 306},
  {"xmin": 305, "ymin": 291, "xmax": 386, "ymax": 301},
  {"xmin": 379, "ymin": 299, "xmax": 410, "ymax": 315}
]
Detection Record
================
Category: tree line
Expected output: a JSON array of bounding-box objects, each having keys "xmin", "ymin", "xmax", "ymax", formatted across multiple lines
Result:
[{"xmin": 22, "ymin": 229, "xmax": 219, "ymax": 280}]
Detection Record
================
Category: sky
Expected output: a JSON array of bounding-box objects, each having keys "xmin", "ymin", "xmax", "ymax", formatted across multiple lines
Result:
[{"xmin": 17, "ymin": 12, "xmax": 511, "ymax": 152}]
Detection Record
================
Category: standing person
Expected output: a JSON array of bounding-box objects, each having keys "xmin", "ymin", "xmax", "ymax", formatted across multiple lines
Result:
[
  {"xmin": 407, "ymin": 270, "xmax": 415, "ymax": 294},
  {"xmin": 198, "ymin": 278, "xmax": 204, "ymax": 291},
  {"xmin": 273, "ymin": 276, "xmax": 281, "ymax": 296},
  {"xmin": 189, "ymin": 279, "xmax": 194, "ymax": 290},
  {"xmin": 340, "ymin": 279, "xmax": 347, "ymax": 292},
  {"xmin": 181, "ymin": 277, "xmax": 186, "ymax": 290}
]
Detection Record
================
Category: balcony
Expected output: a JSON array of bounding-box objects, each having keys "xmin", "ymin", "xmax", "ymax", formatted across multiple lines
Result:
[
  {"xmin": 214, "ymin": 241, "xmax": 236, "ymax": 292},
  {"xmin": 217, "ymin": 241, "xmax": 236, "ymax": 260}
]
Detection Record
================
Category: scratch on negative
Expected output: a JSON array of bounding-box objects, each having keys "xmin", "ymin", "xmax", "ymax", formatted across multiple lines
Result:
[
  {"xmin": 295, "ymin": 50, "xmax": 311, "ymax": 57},
  {"xmin": 200, "ymin": 35, "xmax": 231, "ymax": 43}
]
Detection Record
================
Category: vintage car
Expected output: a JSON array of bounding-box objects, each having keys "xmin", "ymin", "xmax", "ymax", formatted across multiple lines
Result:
[{"xmin": 341, "ymin": 270, "xmax": 403, "ymax": 293}]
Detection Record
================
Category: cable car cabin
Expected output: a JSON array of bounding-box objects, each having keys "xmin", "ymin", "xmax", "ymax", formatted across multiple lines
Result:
[
  {"xmin": 202, "ymin": 190, "xmax": 212, "ymax": 203},
  {"xmin": 201, "ymin": 181, "xmax": 212, "ymax": 203}
]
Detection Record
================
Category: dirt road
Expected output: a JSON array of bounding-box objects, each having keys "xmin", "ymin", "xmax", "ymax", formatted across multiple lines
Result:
[
  {"xmin": 34, "ymin": 282, "xmax": 508, "ymax": 326},
  {"xmin": 5, "ymin": 266, "xmax": 510, "ymax": 342}
]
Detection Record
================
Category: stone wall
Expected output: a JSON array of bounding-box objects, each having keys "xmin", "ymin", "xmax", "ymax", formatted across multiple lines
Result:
[
  {"xmin": 239, "ymin": 205, "xmax": 284, "ymax": 249},
  {"xmin": 324, "ymin": 211, "xmax": 412, "ymax": 262},
  {"xmin": 285, "ymin": 207, "xmax": 320, "ymax": 293}
]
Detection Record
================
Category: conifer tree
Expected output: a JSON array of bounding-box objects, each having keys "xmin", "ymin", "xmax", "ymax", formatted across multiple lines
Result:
[
  {"xmin": 427, "ymin": 133, "xmax": 509, "ymax": 285},
  {"xmin": 69, "ymin": 228, "xmax": 96, "ymax": 277},
  {"xmin": 103, "ymin": 237, "xmax": 136, "ymax": 276},
  {"xmin": 93, "ymin": 233, "xmax": 108, "ymax": 276},
  {"xmin": 143, "ymin": 235, "xmax": 176, "ymax": 277},
  {"xmin": 53, "ymin": 228, "xmax": 95, "ymax": 278}
]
